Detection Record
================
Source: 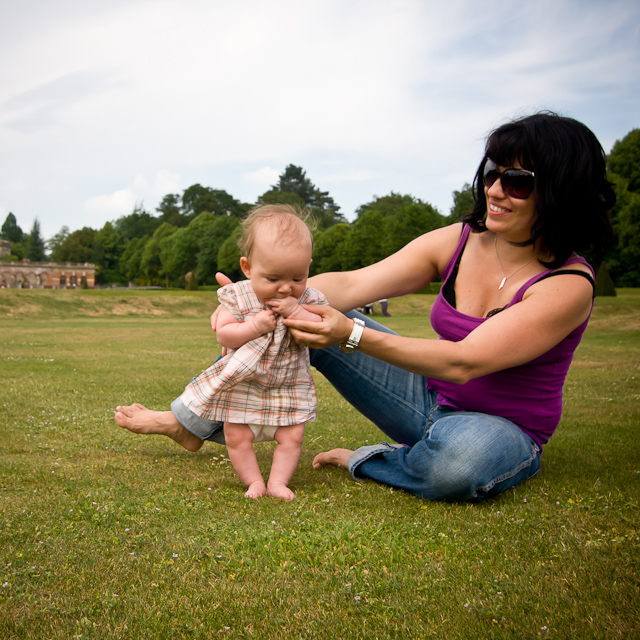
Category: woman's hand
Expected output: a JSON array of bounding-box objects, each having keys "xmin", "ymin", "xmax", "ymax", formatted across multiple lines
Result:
[
  {"xmin": 210, "ymin": 272, "xmax": 234, "ymax": 331},
  {"xmin": 283, "ymin": 305, "xmax": 354, "ymax": 349}
]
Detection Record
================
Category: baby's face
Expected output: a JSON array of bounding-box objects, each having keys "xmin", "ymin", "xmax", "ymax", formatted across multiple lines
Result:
[{"xmin": 240, "ymin": 240, "xmax": 311, "ymax": 302}]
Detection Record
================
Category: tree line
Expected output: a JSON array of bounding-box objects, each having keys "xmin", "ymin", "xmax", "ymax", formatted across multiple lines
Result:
[{"xmin": 2, "ymin": 130, "xmax": 639, "ymax": 288}]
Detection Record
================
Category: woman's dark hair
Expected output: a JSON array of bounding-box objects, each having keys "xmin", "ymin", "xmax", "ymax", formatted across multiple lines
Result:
[{"xmin": 462, "ymin": 111, "xmax": 616, "ymax": 268}]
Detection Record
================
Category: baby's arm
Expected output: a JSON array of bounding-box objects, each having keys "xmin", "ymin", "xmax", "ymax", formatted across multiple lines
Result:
[
  {"xmin": 215, "ymin": 305, "xmax": 277, "ymax": 349},
  {"xmin": 266, "ymin": 297, "xmax": 323, "ymax": 323}
]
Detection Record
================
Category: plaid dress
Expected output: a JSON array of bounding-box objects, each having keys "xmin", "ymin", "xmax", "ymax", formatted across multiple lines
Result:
[{"xmin": 179, "ymin": 280, "xmax": 327, "ymax": 433}]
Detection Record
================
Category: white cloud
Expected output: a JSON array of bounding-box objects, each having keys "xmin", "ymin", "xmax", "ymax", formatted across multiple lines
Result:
[
  {"xmin": 83, "ymin": 189, "xmax": 136, "ymax": 217},
  {"xmin": 0, "ymin": 0, "xmax": 638, "ymax": 237},
  {"xmin": 243, "ymin": 167, "xmax": 280, "ymax": 189}
]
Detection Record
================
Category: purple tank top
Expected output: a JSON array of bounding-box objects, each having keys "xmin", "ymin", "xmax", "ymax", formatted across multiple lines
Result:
[{"xmin": 427, "ymin": 225, "xmax": 594, "ymax": 448}]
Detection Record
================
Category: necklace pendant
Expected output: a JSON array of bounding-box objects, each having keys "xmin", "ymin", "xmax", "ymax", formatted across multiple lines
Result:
[{"xmin": 498, "ymin": 277, "xmax": 507, "ymax": 290}]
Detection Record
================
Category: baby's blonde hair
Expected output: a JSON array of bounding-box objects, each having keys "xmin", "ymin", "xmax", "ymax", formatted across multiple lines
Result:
[{"xmin": 239, "ymin": 204, "xmax": 314, "ymax": 259}]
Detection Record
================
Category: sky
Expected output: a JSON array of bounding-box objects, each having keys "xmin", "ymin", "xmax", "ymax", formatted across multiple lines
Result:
[{"xmin": 1, "ymin": 0, "xmax": 639, "ymax": 240}]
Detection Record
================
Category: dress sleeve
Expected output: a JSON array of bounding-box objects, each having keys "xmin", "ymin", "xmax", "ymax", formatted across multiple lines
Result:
[
  {"xmin": 299, "ymin": 286, "xmax": 328, "ymax": 306},
  {"xmin": 217, "ymin": 284, "xmax": 244, "ymax": 321}
]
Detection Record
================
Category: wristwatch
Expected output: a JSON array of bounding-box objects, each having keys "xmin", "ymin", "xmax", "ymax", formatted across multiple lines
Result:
[{"xmin": 339, "ymin": 317, "xmax": 365, "ymax": 353}]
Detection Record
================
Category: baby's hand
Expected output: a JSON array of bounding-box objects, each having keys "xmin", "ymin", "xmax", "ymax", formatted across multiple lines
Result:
[
  {"xmin": 266, "ymin": 297, "xmax": 300, "ymax": 318},
  {"xmin": 250, "ymin": 309, "xmax": 277, "ymax": 335}
]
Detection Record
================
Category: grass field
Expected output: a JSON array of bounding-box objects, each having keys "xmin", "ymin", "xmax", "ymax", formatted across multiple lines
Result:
[{"xmin": 1, "ymin": 288, "xmax": 639, "ymax": 639}]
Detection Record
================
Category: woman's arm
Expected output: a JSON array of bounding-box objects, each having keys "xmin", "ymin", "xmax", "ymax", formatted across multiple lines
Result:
[
  {"xmin": 307, "ymin": 224, "xmax": 462, "ymax": 311},
  {"xmin": 285, "ymin": 272, "xmax": 594, "ymax": 383}
]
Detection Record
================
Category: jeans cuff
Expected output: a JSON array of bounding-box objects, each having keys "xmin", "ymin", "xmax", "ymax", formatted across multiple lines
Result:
[
  {"xmin": 347, "ymin": 442, "xmax": 406, "ymax": 480},
  {"xmin": 170, "ymin": 397, "xmax": 225, "ymax": 444}
]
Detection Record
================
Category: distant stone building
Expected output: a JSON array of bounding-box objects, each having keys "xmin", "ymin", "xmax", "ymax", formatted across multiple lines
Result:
[
  {"xmin": 0, "ymin": 239, "xmax": 11, "ymax": 258},
  {"xmin": 0, "ymin": 261, "xmax": 96, "ymax": 289}
]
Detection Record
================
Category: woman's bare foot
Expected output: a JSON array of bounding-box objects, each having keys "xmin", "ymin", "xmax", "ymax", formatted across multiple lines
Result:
[
  {"xmin": 267, "ymin": 480, "xmax": 295, "ymax": 500},
  {"xmin": 114, "ymin": 404, "xmax": 203, "ymax": 452},
  {"xmin": 245, "ymin": 480, "xmax": 267, "ymax": 499},
  {"xmin": 312, "ymin": 448, "xmax": 353, "ymax": 470}
]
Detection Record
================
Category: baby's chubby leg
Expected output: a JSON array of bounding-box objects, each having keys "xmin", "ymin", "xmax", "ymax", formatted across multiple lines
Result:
[
  {"xmin": 223, "ymin": 422, "xmax": 266, "ymax": 499},
  {"xmin": 267, "ymin": 424, "xmax": 305, "ymax": 500}
]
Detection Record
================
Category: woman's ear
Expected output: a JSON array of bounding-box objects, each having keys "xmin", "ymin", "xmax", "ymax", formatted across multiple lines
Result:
[{"xmin": 240, "ymin": 257, "xmax": 251, "ymax": 279}]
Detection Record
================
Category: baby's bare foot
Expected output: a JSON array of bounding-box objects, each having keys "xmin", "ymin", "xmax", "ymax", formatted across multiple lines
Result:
[
  {"xmin": 312, "ymin": 448, "xmax": 353, "ymax": 470},
  {"xmin": 244, "ymin": 480, "xmax": 267, "ymax": 499},
  {"xmin": 267, "ymin": 481, "xmax": 295, "ymax": 500},
  {"xmin": 114, "ymin": 404, "xmax": 203, "ymax": 452}
]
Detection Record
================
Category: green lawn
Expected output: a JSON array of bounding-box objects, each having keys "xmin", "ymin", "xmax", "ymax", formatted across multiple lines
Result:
[{"xmin": 1, "ymin": 289, "xmax": 638, "ymax": 639}]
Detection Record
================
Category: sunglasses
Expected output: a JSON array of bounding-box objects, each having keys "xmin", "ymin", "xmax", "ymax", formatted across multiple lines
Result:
[{"xmin": 483, "ymin": 158, "xmax": 535, "ymax": 199}]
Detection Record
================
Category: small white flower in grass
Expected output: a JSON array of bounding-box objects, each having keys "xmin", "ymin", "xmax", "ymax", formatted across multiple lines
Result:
[
  {"xmin": 541, "ymin": 626, "xmax": 548, "ymax": 631},
  {"xmin": 124, "ymin": 528, "xmax": 129, "ymax": 532},
  {"xmin": 129, "ymin": 552, "xmax": 135, "ymax": 556},
  {"xmin": 172, "ymin": 554, "xmax": 178, "ymax": 558},
  {"xmin": 354, "ymin": 596, "xmax": 361, "ymax": 602},
  {"xmin": 2, "ymin": 582, "xmax": 9, "ymax": 588}
]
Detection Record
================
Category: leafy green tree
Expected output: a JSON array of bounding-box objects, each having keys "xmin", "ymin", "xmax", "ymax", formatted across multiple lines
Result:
[
  {"xmin": 47, "ymin": 226, "xmax": 70, "ymax": 262},
  {"xmin": 604, "ymin": 175, "xmax": 640, "ymax": 287},
  {"xmin": 182, "ymin": 185, "xmax": 246, "ymax": 220},
  {"xmin": 355, "ymin": 193, "xmax": 445, "ymax": 260},
  {"xmin": 607, "ymin": 129, "xmax": 640, "ymax": 193},
  {"xmin": 216, "ymin": 236, "xmax": 243, "ymax": 282},
  {"xmin": 342, "ymin": 210, "xmax": 386, "ymax": 270},
  {"xmin": 159, "ymin": 212, "xmax": 219, "ymax": 285},
  {"xmin": 156, "ymin": 194, "xmax": 186, "ymax": 227},
  {"xmin": 448, "ymin": 182, "xmax": 475, "ymax": 223},
  {"xmin": 141, "ymin": 223, "xmax": 177, "ymax": 285},
  {"xmin": 260, "ymin": 165, "xmax": 345, "ymax": 229},
  {"xmin": 56, "ymin": 227, "xmax": 96, "ymax": 263},
  {"xmin": 115, "ymin": 204, "xmax": 159, "ymax": 240},
  {"xmin": 1, "ymin": 213, "xmax": 24, "ymax": 243},
  {"xmin": 93, "ymin": 222, "xmax": 124, "ymax": 284},
  {"xmin": 27, "ymin": 219, "xmax": 47, "ymax": 262},
  {"xmin": 119, "ymin": 236, "xmax": 148, "ymax": 284},
  {"xmin": 310, "ymin": 223, "xmax": 352, "ymax": 275},
  {"xmin": 196, "ymin": 215, "xmax": 240, "ymax": 284},
  {"xmin": 605, "ymin": 132, "xmax": 640, "ymax": 287}
]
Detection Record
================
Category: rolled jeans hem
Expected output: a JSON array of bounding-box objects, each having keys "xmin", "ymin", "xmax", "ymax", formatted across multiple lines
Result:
[{"xmin": 170, "ymin": 397, "xmax": 225, "ymax": 444}]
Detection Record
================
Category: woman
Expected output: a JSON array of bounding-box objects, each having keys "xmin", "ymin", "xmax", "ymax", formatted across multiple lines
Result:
[
  {"xmin": 117, "ymin": 112, "xmax": 614, "ymax": 502},
  {"xmin": 281, "ymin": 111, "xmax": 615, "ymax": 501}
]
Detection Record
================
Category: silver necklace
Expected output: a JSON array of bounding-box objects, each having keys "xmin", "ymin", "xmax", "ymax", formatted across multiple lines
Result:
[{"xmin": 494, "ymin": 237, "xmax": 538, "ymax": 290}]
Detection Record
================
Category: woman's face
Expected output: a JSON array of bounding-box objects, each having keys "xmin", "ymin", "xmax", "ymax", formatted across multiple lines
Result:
[{"xmin": 483, "ymin": 160, "xmax": 537, "ymax": 242}]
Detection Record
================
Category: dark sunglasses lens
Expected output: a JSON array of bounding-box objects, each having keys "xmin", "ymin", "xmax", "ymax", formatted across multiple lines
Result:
[
  {"xmin": 502, "ymin": 171, "xmax": 534, "ymax": 199},
  {"xmin": 483, "ymin": 160, "xmax": 499, "ymax": 188}
]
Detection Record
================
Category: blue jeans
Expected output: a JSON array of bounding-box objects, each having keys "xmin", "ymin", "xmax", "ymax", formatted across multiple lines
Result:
[
  {"xmin": 172, "ymin": 312, "xmax": 540, "ymax": 502},
  {"xmin": 308, "ymin": 312, "xmax": 541, "ymax": 502}
]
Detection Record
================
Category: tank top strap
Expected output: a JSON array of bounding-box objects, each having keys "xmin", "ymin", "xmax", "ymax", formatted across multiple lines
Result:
[
  {"xmin": 511, "ymin": 255, "xmax": 595, "ymax": 304},
  {"xmin": 442, "ymin": 224, "xmax": 471, "ymax": 282}
]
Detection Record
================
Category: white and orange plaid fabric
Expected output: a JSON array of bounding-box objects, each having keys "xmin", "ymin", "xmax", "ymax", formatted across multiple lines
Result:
[{"xmin": 179, "ymin": 280, "xmax": 328, "ymax": 428}]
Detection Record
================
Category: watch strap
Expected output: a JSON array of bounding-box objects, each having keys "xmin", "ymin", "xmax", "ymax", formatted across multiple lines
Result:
[{"xmin": 339, "ymin": 317, "xmax": 365, "ymax": 353}]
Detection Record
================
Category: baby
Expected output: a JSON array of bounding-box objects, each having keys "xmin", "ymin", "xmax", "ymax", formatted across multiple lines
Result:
[{"xmin": 179, "ymin": 205, "xmax": 326, "ymax": 499}]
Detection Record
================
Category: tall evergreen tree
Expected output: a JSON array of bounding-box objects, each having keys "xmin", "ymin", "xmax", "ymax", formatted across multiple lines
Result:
[
  {"xmin": 27, "ymin": 219, "xmax": 46, "ymax": 262},
  {"xmin": 1, "ymin": 212, "xmax": 24, "ymax": 243},
  {"xmin": 260, "ymin": 165, "xmax": 345, "ymax": 228}
]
